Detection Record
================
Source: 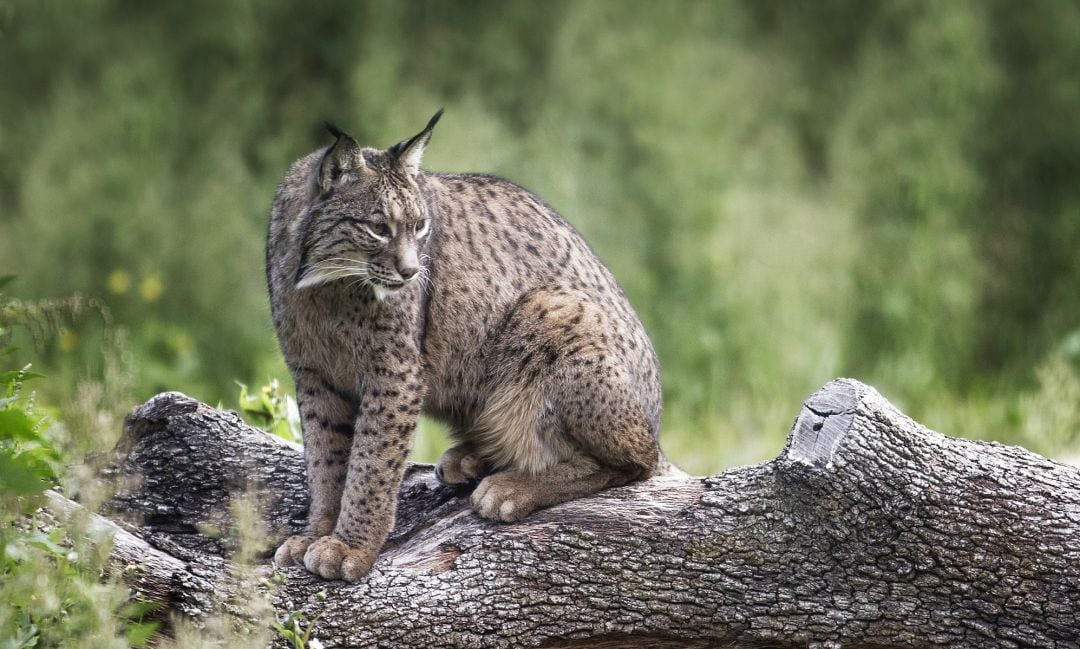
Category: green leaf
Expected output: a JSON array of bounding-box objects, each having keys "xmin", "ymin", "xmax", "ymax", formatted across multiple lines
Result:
[
  {"xmin": 24, "ymin": 531, "xmax": 67, "ymax": 556},
  {"xmin": 0, "ymin": 274, "xmax": 16, "ymax": 291},
  {"xmin": 120, "ymin": 599, "xmax": 163, "ymax": 620},
  {"xmin": 126, "ymin": 621, "xmax": 160, "ymax": 647},
  {"xmin": 272, "ymin": 621, "xmax": 299, "ymax": 642},
  {"xmin": 15, "ymin": 446, "xmax": 60, "ymax": 484},
  {"xmin": 11, "ymin": 622, "xmax": 38, "ymax": 649},
  {"xmin": 0, "ymin": 408, "xmax": 43, "ymax": 442},
  {"xmin": 0, "ymin": 452, "xmax": 49, "ymax": 495},
  {"xmin": 280, "ymin": 610, "xmax": 302, "ymax": 626},
  {"xmin": 0, "ymin": 369, "xmax": 45, "ymax": 384}
]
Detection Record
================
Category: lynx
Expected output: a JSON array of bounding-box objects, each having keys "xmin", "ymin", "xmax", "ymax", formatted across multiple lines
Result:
[{"xmin": 267, "ymin": 111, "xmax": 666, "ymax": 581}]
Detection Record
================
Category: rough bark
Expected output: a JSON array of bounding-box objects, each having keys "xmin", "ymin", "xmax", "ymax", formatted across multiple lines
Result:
[
  {"xmin": 41, "ymin": 490, "xmax": 227, "ymax": 625},
  {"xmin": 90, "ymin": 378, "xmax": 1080, "ymax": 648}
]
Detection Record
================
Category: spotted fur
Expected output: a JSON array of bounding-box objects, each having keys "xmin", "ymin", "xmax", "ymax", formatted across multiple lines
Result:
[{"xmin": 267, "ymin": 111, "xmax": 667, "ymax": 581}]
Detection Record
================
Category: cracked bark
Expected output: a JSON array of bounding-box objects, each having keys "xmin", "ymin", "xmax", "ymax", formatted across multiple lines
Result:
[{"xmin": 87, "ymin": 378, "xmax": 1080, "ymax": 648}]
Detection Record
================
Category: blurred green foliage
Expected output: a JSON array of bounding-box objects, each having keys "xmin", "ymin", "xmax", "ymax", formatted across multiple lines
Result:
[
  {"xmin": 236, "ymin": 378, "xmax": 301, "ymax": 443},
  {"xmin": 1, "ymin": 287, "xmax": 279, "ymax": 648},
  {"xmin": 0, "ymin": 353, "xmax": 158, "ymax": 648},
  {"xmin": 1, "ymin": 0, "xmax": 1079, "ymax": 474}
]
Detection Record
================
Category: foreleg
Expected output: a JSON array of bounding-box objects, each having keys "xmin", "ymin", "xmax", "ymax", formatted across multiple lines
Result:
[
  {"xmin": 274, "ymin": 370, "xmax": 356, "ymax": 567},
  {"xmin": 303, "ymin": 370, "xmax": 424, "ymax": 581}
]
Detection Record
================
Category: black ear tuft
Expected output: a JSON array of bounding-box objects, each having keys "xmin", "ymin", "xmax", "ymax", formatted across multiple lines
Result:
[
  {"xmin": 391, "ymin": 108, "xmax": 445, "ymax": 175},
  {"xmin": 424, "ymin": 108, "xmax": 444, "ymax": 133},
  {"xmin": 325, "ymin": 122, "xmax": 347, "ymax": 140}
]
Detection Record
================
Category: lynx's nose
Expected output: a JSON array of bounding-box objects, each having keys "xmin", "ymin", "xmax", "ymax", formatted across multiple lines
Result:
[{"xmin": 396, "ymin": 242, "xmax": 420, "ymax": 282}]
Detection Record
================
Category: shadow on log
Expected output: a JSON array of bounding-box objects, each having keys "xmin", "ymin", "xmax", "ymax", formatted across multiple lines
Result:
[{"xmin": 69, "ymin": 378, "xmax": 1080, "ymax": 647}]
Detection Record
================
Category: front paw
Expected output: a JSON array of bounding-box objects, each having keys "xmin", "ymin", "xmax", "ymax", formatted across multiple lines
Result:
[
  {"xmin": 470, "ymin": 472, "xmax": 540, "ymax": 522},
  {"xmin": 274, "ymin": 534, "xmax": 317, "ymax": 568},
  {"xmin": 303, "ymin": 536, "xmax": 376, "ymax": 582}
]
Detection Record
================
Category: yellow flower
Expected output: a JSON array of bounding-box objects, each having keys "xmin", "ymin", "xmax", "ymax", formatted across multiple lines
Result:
[
  {"xmin": 107, "ymin": 269, "xmax": 132, "ymax": 295},
  {"xmin": 173, "ymin": 332, "xmax": 194, "ymax": 358},
  {"xmin": 58, "ymin": 328, "xmax": 78, "ymax": 352},
  {"xmin": 139, "ymin": 273, "xmax": 164, "ymax": 302}
]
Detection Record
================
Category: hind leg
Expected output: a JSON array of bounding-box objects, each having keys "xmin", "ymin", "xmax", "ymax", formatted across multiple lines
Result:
[
  {"xmin": 470, "ymin": 454, "xmax": 619, "ymax": 521},
  {"xmin": 470, "ymin": 359, "xmax": 659, "ymax": 522},
  {"xmin": 468, "ymin": 286, "xmax": 661, "ymax": 521}
]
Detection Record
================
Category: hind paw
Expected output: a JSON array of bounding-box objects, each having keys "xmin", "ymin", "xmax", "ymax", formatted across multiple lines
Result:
[
  {"xmin": 435, "ymin": 445, "xmax": 486, "ymax": 485},
  {"xmin": 470, "ymin": 471, "xmax": 540, "ymax": 522}
]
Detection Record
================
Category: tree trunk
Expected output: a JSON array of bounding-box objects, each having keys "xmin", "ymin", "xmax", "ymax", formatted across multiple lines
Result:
[{"xmin": 88, "ymin": 378, "xmax": 1080, "ymax": 648}]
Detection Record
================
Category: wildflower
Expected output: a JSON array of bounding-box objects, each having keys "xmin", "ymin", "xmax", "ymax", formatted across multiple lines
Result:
[
  {"xmin": 107, "ymin": 269, "xmax": 132, "ymax": 295},
  {"xmin": 139, "ymin": 273, "xmax": 164, "ymax": 302}
]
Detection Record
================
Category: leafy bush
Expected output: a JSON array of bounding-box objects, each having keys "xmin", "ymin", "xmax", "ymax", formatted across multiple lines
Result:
[
  {"xmin": 0, "ymin": 365, "xmax": 56, "ymax": 497},
  {"xmin": 236, "ymin": 378, "xmax": 301, "ymax": 444},
  {"xmin": 0, "ymin": 354, "xmax": 158, "ymax": 648},
  {"xmin": 0, "ymin": 285, "xmax": 282, "ymax": 648}
]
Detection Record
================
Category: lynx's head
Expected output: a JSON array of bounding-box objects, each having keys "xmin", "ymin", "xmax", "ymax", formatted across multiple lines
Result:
[{"xmin": 294, "ymin": 110, "xmax": 442, "ymax": 300}]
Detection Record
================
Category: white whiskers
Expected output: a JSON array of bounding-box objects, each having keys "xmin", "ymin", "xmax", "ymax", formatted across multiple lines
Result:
[
  {"xmin": 415, "ymin": 266, "xmax": 434, "ymax": 292},
  {"xmin": 295, "ymin": 257, "xmax": 371, "ymax": 290},
  {"xmin": 298, "ymin": 253, "xmax": 435, "ymax": 297},
  {"xmin": 416, "ymin": 254, "xmax": 435, "ymax": 291}
]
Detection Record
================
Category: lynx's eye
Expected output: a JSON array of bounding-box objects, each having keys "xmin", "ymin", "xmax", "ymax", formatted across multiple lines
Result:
[
  {"xmin": 414, "ymin": 219, "xmax": 429, "ymax": 238},
  {"xmin": 365, "ymin": 222, "xmax": 391, "ymax": 240}
]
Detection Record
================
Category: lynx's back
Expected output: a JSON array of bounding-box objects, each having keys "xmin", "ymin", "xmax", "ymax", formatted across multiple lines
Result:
[{"xmin": 415, "ymin": 173, "xmax": 662, "ymax": 450}]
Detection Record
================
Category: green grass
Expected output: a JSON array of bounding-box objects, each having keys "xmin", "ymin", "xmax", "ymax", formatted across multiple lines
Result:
[{"xmin": 0, "ymin": 354, "xmax": 142, "ymax": 648}]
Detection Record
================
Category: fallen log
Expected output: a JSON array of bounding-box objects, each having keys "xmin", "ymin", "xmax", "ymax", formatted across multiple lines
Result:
[{"xmin": 94, "ymin": 378, "xmax": 1080, "ymax": 648}]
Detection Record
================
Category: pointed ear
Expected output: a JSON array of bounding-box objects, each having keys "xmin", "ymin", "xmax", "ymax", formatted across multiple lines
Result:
[
  {"xmin": 317, "ymin": 123, "xmax": 366, "ymax": 194},
  {"xmin": 389, "ymin": 109, "xmax": 443, "ymax": 176}
]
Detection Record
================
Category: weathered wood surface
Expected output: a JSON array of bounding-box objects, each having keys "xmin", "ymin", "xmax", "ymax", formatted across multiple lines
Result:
[{"xmin": 89, "ymin": 378, "xmax": 1080, "ymax": 648}]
